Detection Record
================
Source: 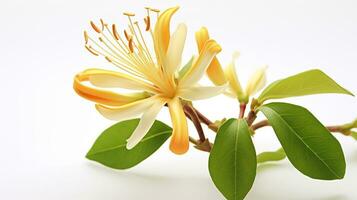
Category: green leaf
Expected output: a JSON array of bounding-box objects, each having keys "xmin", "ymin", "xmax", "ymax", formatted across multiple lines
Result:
[
  {"xmin": 258, "ymin": 103, "xmax": 346, "ymax": 180},
  {"xmin": 257, "ymin": 148, "xmax": 286, "ymax": 163},
  {"xmin": 209, "ymin": 119, "xmax": 257, "ymax": 200},
  {"xmin": 86, "ymin": 119, "xmax": 172, "ymax": 169},
  {"xmin": 178, "ymin": 56, "xmax": 194, "ymax": 78},
  {"xmin": 258, "ymin": 69, "xmax": 353, "ymax": 103}
]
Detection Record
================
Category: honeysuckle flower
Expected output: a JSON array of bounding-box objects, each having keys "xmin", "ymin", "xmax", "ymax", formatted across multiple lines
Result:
[
  {"xmin": 195, "ymin": 27, "xmax": 267, "ymax": 103},
  {"xmin": 73, "ymin": 7, "xmax": 225, "ymax": 154}
]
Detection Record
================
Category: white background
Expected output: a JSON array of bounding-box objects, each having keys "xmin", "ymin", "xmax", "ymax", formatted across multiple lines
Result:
[{"xmin": 1, "ymin": 0, "xmax": 357, "ymax": 199}]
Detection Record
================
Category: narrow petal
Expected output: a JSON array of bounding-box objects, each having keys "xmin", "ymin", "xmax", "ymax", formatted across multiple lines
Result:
[
  {"xmin": 224, "ymin": 52, "xmax": 244, "ymax": 98},
  {"xmin": 223, "ymin": 89, "xmax": 238, "ymax": 98},
  {"xmin": 168, "ymin": 97, "xmax": 189, "ymax": 154},
  {"xmin": 82, "ymin": 68, "xmax": 156, "ymax": 92},
  {"xmin": 126, "ymin": 99, "xmax": 166, "ymax": 149},
  {"xmin": 179, "ymin": 84, "xmax": 228, "ymax": 101},
  {"xmin": 180, "ymin": 39, "xmax": 222, "ymax": 86},
  {"xmin": 154, "ymin": 6, "xmax": 179, "ymax": 66},
  {"xmin": 73, "ymin": 72, "xmax": 148, "ymax": 106},
  {"xmin": 165, "ymin": 23, "xmax": 187, "ymax": 75},
  {"xmin": 245, "ymin": 65, "xmax": 268, "ymax": 96},
  {"xmin": 195, "ymin": 27, "xmax": 226, "ymax": 85},
  {"xmin": 95, "ymin": 96, "xmax": 157, "ymax": 121}
]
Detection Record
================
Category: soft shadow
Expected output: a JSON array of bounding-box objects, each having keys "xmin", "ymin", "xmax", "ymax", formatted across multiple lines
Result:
[
  {"xmin": 84, "ymin": 162, "xmax": 223, "ymax": 200},
  {"xmin": 349, "ymin": 150, "xmax": 357, "ymax": 163},
  {"xmin": 257, "ymin": 162, "xmax": 285, "ymax": 173},
  {"xmin": 312, "ymin": 195, "xmax": 348, "ymax": 200}
]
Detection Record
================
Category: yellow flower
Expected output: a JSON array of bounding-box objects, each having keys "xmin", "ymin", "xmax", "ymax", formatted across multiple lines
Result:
[
  {"xmin": 195, "ymin": 27, "xmax": 267, "ymax": 103},
  {"xmin": 74, "ymin": 7, "xmax": 225, "ymax": 154}
]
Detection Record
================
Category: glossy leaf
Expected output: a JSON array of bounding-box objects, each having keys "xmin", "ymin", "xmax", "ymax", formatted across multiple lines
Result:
[
  {"xmin": 257, "ymin": 148, "xmax": 286, "ymax": 163},
  {"xmin": 209, "ymin": 119, "xmax": 257, "ymax": 200},
  {"xmin": 259, "ymin": 103, "xmax": 346, "ymax": 180},
  {"xmin": 258, "ymin": 69, "xmax": 353, "ymax": 103},
  {"xmin": 86, "ymin": 119, "xmax": 171, "ymax": 169}
]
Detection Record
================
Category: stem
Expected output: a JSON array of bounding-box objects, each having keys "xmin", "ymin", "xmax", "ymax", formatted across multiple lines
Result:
[
  {"xmin": 184, "ymin": 104, "xmax": 206, "ymax": 142},
  {"xmin": 246, "ymin": 110, "xmax": 257, "ymax": 126},
  {"xmin": 192, "ymin": 106, "xmax": 218, "ymax": 132},
  {"xmin": 239, "ymin": 103, "xmax": 247, "ymax": 119},
  {"xmin": 189, "ymin": 136, "xmax": 199, "ymax": 145},
  {"xmin": 252, "ymin": 119, "xmax": 353, "ymax": 136},
  {"xmin": 251, "ymin": 120, "xmax": 269, "ymax": 130}
]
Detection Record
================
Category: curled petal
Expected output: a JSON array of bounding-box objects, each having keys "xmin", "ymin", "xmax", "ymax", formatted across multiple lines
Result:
[
  {"xmin": 180, "ymin": 39, "xmax": 222, "ymax": 86},
  {"xmin": 195, "ymin": 27, "xmax": 226, "ymax": 85},
  {"xmin": 245, "ymin": 65, "xmax": 268, "ymax": 96},
  {"xmin": 95, "ymin": 96, "xmax": 157, "ymax": 121},
  {"xmin": 179, "ymin": 84, "xmax": 228, "ymax": 101},
  {"xmin": 80, "ymin": 68, "xmax": 156, "ymax": 92},
  {"xmin": 126, "ymin": 99, "xmax": 166, "ymax": 149},
  {"xmin": 166, "ymin": 23, "xmax": 187, "ymax": 75},
  {"xmin": 73, "ymin": 72, "xmax": 148, "ymax": 106},
  {"xmin": 168, "ymin": 98, "xmax": 189, "ymax": 154},
  {"xmin": 154, "ymin": 6, "xmax": 179, "ymax": 65}
]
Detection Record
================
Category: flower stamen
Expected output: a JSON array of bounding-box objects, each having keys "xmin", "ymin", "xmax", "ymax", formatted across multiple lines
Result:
[{"xmin": 90, "ymin": 21, "xmax": 101, "ymax": 33}]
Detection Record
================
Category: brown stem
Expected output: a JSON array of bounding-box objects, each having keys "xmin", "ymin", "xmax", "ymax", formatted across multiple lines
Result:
[
  {"xmin": 193, "ymin": 107, "xmax": 213, "ymax": 125},
  {"xmin": 184, "ymin": 104, "xmax": 206, "ymax": 142},
  {"xmin": 251, "ymin": 120, "xmax": 269, "ymax": 130},
  {"xmin": 252, "ymin": 120, "xmax": 352, "ymax": 136},
  {"xmin": 191, "ymin": 106, "xmax": 218, "ymax": 132},
  {"xmin": 239, "ymin": 103, "xmax": 247, "ymax": 119},
  {"xmin": 189, "ymin": 136, "xmax": 199, "ymax": 145},
  {"xmin": 246, "ymin": 110, "xmax": 257, "ymax": 126}
]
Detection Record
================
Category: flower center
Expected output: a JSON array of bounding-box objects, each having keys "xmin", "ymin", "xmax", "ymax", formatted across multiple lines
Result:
[{"xmin": 83, "ymin": 7, "xmax": 174, "ymax": 92}]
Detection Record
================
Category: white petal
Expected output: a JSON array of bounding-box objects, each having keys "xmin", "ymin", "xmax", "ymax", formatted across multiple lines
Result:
[
  {"xmin": 165, "ymin": 23, "xmax": 187, "ymax": 75},
  {"xmin": 224, "ymin": 52, "xmax": 244, "ymax": 97},
  {"xmin": 84, "ymin": 68, "xmax": 155, "ymax": 92},
  {"xmin": 223, "ymin": 89, "xmax": 238, "ymax": 98},
  {"xmin": 95, "ymin": 96, "xmax": 156, "ymax": 121},
  {"xmin": 245, "ymin": 65, "xmax": 268, "ymax": 96},
  {"xmin": 126, "ymin": 99, "xmax": 166, "ymax": 149},
  {"xmin": 179, "ymin": 84, "xmax": 228, "ymax": 101},
  {"xmin": 180, "ymin": 40, "xmax": 221, "ymax": 86}
]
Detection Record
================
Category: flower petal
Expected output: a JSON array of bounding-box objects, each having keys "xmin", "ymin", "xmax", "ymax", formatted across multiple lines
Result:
[
  {"xmin": 95, "ymin": 96, "xmax": 157, "ymax": 121},
  {"xmin": 126, "ymin": 99, "xmax": 166, "ymax": 149},
  {"xmin": 195, "ymin": 27, "xmax": 226, "ymax": 85},
  {"xmin": 154, "ymin": 6, "xmax": 179, "ymax": 66},
  {"xmin": 179, "ymin": 84, "xmax": 228, "ymax": 101},
  {"xmin": 73, "ymin": 72, "xmax": 148, "ymax": 106},
  {"xmin": 224, "ymin": 52, "xmax": 244, "ymax": 98},
  {"xmin": 165, "ymin": 23, "xmax": 187, "ymax": 75},
  {"xmin": 168, "ymin": 97, "xmax": 189, "ymax": 154},
  {"xmin": 180, "ymin": 39, "xmax": 222, "ymax": 86},
  {"xmin": 245, "ymin": 65, "xmax": 268, "ymax": 96},
  {"xmin": 82, "ymin": 68, "xmax": 156, "ymax": 92}
]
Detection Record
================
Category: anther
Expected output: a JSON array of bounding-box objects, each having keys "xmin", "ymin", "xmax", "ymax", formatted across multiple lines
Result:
[
  {"xmin": 150, "ymin": 8, "xmax": 160, "ymax": 13},
  {"xmin": 105, "ymin": 56, "xmax": 112, "ymax": 62},
  {"xmin": 144, "ymin": 16, "xmax": 151, "ymax": 31},
  {"xmin": 90, "ymin": 21, "xmax": 101, "ymax": 33},
  {"xmin": 128, "ymin": 38, "xmax": 134, "ymax": 53},
  {"xmin": 123, "ymin": 12, "xmax": 135, "ymax": 17},
  {"xmin": 100, "ymin": 18, "xmax": 107, "ymax": 31},
  {"xmin": 83, "ymin": 31, "xmax": 89, "ymax": 44},
  {"xmin": 112, "ymin": 24, "xmax": 120, "ymax": 40},
  {"xmin": 85, "ymin": 45, "xmax": 99, "ymax": 56},
  {"xmin": 124, "ymin": 30, "xmax": 130, "ymax": 41}
]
